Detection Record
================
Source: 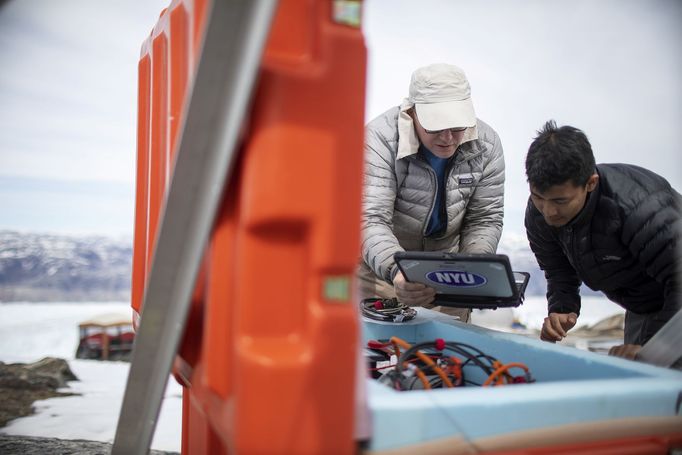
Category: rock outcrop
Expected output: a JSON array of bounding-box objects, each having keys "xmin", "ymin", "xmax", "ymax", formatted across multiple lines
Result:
[
  {"xmin": 0, "ymin": 357, "xmax": 78, "ymax": 427},
  {"xmin": 0, "ymin": 435, "xmax": 179, "ymax": 455}
]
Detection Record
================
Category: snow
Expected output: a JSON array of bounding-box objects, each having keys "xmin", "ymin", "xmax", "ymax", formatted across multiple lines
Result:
[
  {"xmin": 0, "ymin": 302, "xmax": 182, "ymax": 452},
  {"xmin": 0, "ymin": 298, "xmax": 625, "ymax": 452}
]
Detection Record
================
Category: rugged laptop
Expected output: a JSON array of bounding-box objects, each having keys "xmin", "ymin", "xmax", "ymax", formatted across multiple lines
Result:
[{"xmin": 394, "ymin": 251, "xmax": 530, "ymax": 309}]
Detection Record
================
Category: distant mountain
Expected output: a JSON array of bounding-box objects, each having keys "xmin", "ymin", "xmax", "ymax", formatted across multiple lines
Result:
[
  {"xmin": 0, "ymin": 230, "xmax": 600, "ymax": 303},
  {"xmin": 0, "ymin": 231, "xmax": 132, "ymax": 302}
]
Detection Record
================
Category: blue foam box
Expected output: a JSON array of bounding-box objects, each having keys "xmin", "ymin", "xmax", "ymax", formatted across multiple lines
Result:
[{"xmin": 362, "ymin": 308, "xmax": 682, "ymax": 452}]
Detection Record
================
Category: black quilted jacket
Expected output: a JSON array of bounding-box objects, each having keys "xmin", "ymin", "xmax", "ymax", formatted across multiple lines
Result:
[{"xmin": 525, "ymin": 164, "xmax": 681, "ymax": 334}]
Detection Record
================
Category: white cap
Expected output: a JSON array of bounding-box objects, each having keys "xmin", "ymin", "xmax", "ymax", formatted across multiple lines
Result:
[{"xmin": 408, "ymin": 63, "xmax": 476, "ymax": 131}]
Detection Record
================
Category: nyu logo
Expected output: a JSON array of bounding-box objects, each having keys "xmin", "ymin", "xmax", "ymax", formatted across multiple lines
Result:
[{"xmin": 426, "ymin": 270, "xmax": 487, "ymax": 287}]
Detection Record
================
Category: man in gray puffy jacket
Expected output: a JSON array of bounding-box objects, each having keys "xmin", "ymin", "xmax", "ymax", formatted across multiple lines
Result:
[
  {"xmin": 525, "ymin": 120, "xmax": 681, "ymax": 359},
  {"xmin": 358, "ymin": 63, "xmax": 505, "ymax": 322}
]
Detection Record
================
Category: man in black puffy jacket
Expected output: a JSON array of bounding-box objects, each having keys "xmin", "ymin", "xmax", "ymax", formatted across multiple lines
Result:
[{"xmin": 524, "ymin": 120, "xmax": 681, "ymax": 360}]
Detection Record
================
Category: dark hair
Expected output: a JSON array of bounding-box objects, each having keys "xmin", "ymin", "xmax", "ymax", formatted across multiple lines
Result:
[{"xmin": 525, "ymin": 120, "xmax": 596, "ymax": 192}]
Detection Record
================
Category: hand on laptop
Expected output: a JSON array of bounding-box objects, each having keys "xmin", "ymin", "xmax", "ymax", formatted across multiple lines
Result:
[{"xmin": 394, "ymin": 272, "xmax": 436, "ymax": 307}]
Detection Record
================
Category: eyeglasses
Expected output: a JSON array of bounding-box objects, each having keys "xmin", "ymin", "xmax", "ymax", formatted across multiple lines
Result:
[{"xmin": 424, "ymin": 127, "xmax": 467, "ymax": 135}]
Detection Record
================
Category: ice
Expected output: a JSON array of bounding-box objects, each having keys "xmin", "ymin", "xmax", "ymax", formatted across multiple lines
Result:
[{"xmin": 0, "ymin": 302, "xmax": 182, "ymax": 452}]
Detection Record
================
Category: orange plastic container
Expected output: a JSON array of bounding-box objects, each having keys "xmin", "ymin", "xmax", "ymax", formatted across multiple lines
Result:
[
  {"xmin": 132, "ymin": 0, "xmax": 208, "ymax": 319},
  {"xmin": 133, "ymin": 0, "xmax": 366, "ymax": 453}
]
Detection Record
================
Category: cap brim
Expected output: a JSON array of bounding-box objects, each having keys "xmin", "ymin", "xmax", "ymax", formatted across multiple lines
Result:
[{"xmin": 415, "ymin": 99, "xmax": 476, "ymax": 131}]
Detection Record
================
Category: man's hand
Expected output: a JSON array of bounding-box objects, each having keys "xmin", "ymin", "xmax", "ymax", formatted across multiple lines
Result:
[
  {"xmin": 540, "ymin": 312, "xmax": 578, "ymax": 342},
  {"xmin": 393, "ymin": 272, "xmax": 436, "ymax": 307},
  {"xmin": 608, "ymin": 344, "xmax": 641, "ymax": 360}
]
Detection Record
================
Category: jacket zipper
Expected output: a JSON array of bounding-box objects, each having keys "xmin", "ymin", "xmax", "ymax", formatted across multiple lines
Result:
[
  {"xmin": 566, "ymin": 226, "xmax": 582, "ymax": 276},
  {"xmin": 422, "ymin": 164, "xmax": 437, "ymax": 250}
]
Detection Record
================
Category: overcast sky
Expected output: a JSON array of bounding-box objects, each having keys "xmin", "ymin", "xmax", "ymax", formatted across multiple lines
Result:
[
  {"xmin": 0, "ymin": 0, "xmax": 166, "ymax": 237},
  {"xmin": 0, "ymin": 0, "xmax": 680, "ymax": 238}
]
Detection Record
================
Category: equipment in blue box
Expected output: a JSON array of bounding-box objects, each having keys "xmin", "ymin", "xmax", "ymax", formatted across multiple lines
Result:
[
  {"xmin": 365, "ymin": 336, "xmax": 533, "ymax": 390},
  {"xmin": 360, "ymin": 307, "xmax": 682, "ymax": 453}
]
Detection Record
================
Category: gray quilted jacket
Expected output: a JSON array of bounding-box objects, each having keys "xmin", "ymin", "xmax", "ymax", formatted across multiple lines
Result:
[{"xmin": 362, "ymin": 106, "xmax": 505, "ymax": 283}]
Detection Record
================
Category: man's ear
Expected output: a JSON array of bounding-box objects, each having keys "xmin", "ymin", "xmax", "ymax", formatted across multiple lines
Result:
[{"xmin": 586, "ymin": 173, "xmax": 599, "ymax": 192}]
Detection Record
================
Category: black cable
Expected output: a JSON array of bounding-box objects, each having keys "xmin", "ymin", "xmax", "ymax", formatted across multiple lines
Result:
[
  {"xmin": 445, "ymin": 343, "xmax": 498, "ymax": 374},
  {"xmin": 397, "ymin": 341, "xmax": 496, "ymax": 381},
  {"xmin": 461, "ymin": 353, "xmax": 496, "ymax": 370},
  {"xmin": 375, "ymin": 338, "xmax": 533, "ymax": 391},
  {"xmin": 361, "ymin": 298, "xmax": 416, "ymax": 322},
  {"xmin": 453, "ymin": 354, "xmax": 495, "ymax": 375},
  {"xmin": 443, "ymin": 346, "xmax": 495, "ymax": 374}
]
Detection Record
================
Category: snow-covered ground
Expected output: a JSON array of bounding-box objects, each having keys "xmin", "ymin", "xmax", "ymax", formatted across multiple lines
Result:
[
  {"xmin": 0, "ymin": 302, "xmax": 182, "ymax": 452},
  {"xmin": 0, "ymin": 298, "xmax": 624, "ymax": 452}
]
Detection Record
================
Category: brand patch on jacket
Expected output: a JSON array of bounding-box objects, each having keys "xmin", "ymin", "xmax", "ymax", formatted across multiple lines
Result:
[
  {"xmin": 600, "ymin": 255, "xmax": 622, "ymax": 261},
  {"xmin": 458, "ymin": 175, "xmax": 474, "ymax": 186}
]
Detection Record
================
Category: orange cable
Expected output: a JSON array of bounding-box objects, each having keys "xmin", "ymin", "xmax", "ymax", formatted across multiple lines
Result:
[
  {"xmin": 412, "ymin": 366, "xmax": 432, "ymax": 390},
  {"xmin": 483, "ymin": 362, "xmax": 529, "ymax": 387},
  {"xmin": 390, "ymin": 336, "xmax": 454, "ymax": 388}
]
